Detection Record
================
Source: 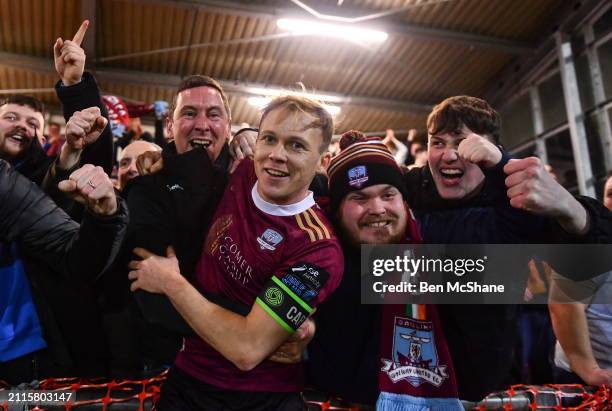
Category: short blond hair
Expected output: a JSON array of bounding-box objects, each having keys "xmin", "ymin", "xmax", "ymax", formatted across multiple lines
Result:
[{"xmin": 259, "ymin": 95, "xmax": 334, "ymax": 153}]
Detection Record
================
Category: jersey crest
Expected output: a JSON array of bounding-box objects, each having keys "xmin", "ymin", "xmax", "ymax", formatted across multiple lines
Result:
[{"xmin": 257, "ymin": 228, "xmax": 284, "ymax": 251}]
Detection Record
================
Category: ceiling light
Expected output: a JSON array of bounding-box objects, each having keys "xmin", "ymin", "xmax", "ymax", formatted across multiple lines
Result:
[
  {"xmin": 277, "ymin": 18, "xmax": 388, "ymax": 43},
  {"xmin": 246, "ymin": 87, "xmax": 344, "ymax": 104},
  {"xmin": 248, "ymin": 97, "xmax": 273, "ymax": 108},
  {"xmin": 248, "ymin": 96, "xmax": 341, "ymax": 116}
]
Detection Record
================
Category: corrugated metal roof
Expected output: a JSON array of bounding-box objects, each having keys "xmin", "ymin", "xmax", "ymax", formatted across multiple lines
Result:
[
  {"xmin": 0, "ymin": 0, "xmax": 80, "ymax": 57},
  {"xmin": 0, "ymin": 65, "xmax": 59, "ymax": 105},
  {"xmin": 345, "ymin": 0, "xmax": 559, "ymax": 41},
  {"xmin": 0, "ymin": 0, "xmax": 569, "ymax": 133}
]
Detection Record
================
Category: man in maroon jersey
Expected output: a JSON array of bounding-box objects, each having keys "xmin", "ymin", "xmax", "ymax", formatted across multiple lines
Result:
[{"xmin": 128, "ymin": 96, "xmax": 344, "ymax": 410}]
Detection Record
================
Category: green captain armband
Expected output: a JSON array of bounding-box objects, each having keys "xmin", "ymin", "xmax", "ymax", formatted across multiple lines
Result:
[{"xmin": 256, "ymin": 276, "xmax": 314, "ymax": 333}]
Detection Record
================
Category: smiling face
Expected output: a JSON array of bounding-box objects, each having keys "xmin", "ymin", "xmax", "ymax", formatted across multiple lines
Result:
[
  {"xmin": 428, "ymin": 124, "xmax": 487, "ymax": 200},
  {"xmin": 0, "ymin": 103, "xmax": 44, "ymax": 160},
  {"xmin": 339, "ymin": 184, "xmax": 407, "ymax": 246},
  {"xmin": 254, "ymin": 107, "xmax": 329, "ymax": 205},
  {"xmin": 167, "ymin": 86, "xmax": 231, "ymax": 160},
  {"xmin": 118, "ymin": 140, "xmax": 161, "ymax": 191}
]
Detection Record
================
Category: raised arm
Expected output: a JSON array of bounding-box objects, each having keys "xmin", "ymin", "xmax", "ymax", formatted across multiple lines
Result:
[
  {"xmin": 549, "ymin": 274, "xmax": 612, "ymax": 386},
  {"xmin": 1, "ymin": 160, "xmax": 127, "ymax": 282},
  {"xmin": 504, "ymin": 157, "xmax": 589, "ymax": 236},
  {"xmin": 128, "ymin": 243, "xmax": 342, "ymax": 371},
  {"xmin": 53, "ymin": 20, "xmax": 113, "ymax": 175}
]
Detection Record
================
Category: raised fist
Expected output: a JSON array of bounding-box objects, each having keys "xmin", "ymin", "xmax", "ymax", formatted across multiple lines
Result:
[
  {"xmin": 504, "ymin": 157, "xmax": 588, "ymax": 235},
  {"xmin": 457, "ymin": 133, "xmax": 502, "ymax": 169},
  {"xmin": 58, "ymin": 164, "xmax": 117, "ymax": 215},
  {"xmin": 504, "ymin": 157, "xmax": 565, "ymax": 215},
  {"xmin": 65, "ymin": 107, "xmax": 108, "ymax": 151}
]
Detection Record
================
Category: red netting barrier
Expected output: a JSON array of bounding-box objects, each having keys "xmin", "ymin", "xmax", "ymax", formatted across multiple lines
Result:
[
  {"xmin": 464, "ymin": 384, "xmax": 610, "ymax": 410},
  {"xmin": 0, "ymin": 371, "xmax": 166, "ymax": 410},
  {"xmin": 1, "ymin": 377, "xmax": 609, "ymax": 410},
  {"xmin": 302, "ymin": 385, "xmax": 611, "ymax": 410},
  {"xmin": 303, "ymin": 389, "xmax": 365, "ymax": 410}
]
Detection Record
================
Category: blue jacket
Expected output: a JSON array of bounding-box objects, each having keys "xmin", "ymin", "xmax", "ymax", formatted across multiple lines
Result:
[
  {"xmin": 0, "ymin": 244, "xmax": 46, "ymax": 362},
  {"xmin": 0, "ymin": 159, "xmax": 128, "ymax": 378}
]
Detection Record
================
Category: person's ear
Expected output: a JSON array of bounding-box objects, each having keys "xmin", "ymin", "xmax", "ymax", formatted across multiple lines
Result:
[
  {"xmin": 319, "ymin": 151, "xmax": 332, "ymax": 171},
  {"xmin": 165, "ymin": 117, "xmax": 174, "ymax": 139}
]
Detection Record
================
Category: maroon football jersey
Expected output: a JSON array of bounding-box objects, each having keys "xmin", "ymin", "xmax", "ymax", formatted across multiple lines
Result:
[{"xmin": 175, "ymin": 159, "xmax": 343, "ymax": 392}]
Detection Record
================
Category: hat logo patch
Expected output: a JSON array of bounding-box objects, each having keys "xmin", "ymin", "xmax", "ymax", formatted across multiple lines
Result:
[{"xmin": 348, "ymin": 165, "xmax": 368, "ymax": 188}]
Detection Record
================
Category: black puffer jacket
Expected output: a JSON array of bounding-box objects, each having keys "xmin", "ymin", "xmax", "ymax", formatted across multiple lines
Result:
[
  {"xmin": 87, "ymin": 143, "xmax": 229, "ymax": 377},
  {"xmin": 0, "ymin": 159, "xmax": 129, "ymax": 375}
]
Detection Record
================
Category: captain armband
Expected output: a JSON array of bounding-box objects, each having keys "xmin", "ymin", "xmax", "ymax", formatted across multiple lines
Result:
[{"xmin": 256, "ymin": 262, "xmax": 329, "ymax": 333}]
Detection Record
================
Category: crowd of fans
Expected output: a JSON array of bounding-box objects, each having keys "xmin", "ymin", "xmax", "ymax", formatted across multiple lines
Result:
[{"xmin": 1, "ymin": 19, "xmax": 611, "ymax": 411}]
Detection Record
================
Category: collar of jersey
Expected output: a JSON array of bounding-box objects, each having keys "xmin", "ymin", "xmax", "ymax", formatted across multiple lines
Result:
[{"xmin": 251, "ymin": 182, "xmax": 315, "ymax": 217}]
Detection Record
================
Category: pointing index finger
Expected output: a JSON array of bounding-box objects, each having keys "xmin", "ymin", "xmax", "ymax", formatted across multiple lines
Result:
[{"xmin": 72, "ymin": 20, "xmax": 89, "ymax": 46}]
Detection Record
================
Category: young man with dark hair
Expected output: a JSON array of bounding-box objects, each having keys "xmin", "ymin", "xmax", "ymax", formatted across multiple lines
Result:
[
  {"xmin": 403, "ymin": 95, "xmax": 611, "ymax": 401},
  {"xmin": 0, "ymin": 95, "xmax": 51, "ymax": 185},
  {"xmin": 128, "ymin": 96, "xmax": 343, "ymax": 410},
  {"xmin": 306, "ymin": 96, "xmax": 611, "ymax": 406},
  {"xmin": 427, "ymin": 95, "xmax": 501, "ymax": 143}
]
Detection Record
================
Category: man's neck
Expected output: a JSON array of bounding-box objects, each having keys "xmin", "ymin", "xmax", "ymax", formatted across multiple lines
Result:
[{"xmin": 251, "ymin": 182, "xmax": 314, "ymax": 217}]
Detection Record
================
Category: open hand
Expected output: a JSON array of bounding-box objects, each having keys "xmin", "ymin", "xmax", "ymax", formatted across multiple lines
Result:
[
  {"xmin": 128, "ymin": 246, "xmax": 180, "ymax": 294},
  {"xmin": 268, "ymin": 317, "xmax": 315, "ymax": 364}
]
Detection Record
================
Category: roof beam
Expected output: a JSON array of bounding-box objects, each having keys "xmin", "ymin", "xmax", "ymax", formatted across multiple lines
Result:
[
  {"xmin": 0, "ymin": 52, "xmax": 54, "ymax": 72},
  {"xmin": 130, "ymin": 0, "xmax": 534, "ymax": 54},
  {"xmin": 0, "ymin": 51, "xmax": 432, "ymax": 114},
  {"xmin": 485, "ymin": 0, "xmax": 610, "ymax": 107},
  {"xmin": 96, "ymin": 68, "xmax": 433, "ymax": 113}
]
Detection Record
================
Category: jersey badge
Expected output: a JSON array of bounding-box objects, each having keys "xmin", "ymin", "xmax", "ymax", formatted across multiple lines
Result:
[{"xmin": 257, "ymin": 228, "xmax": 283, "ymax": 251}]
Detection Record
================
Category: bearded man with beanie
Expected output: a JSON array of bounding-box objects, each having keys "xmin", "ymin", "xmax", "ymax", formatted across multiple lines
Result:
[{"xmin": 308, "ymin": 131, "xmax": 462, "ymax": 410}]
